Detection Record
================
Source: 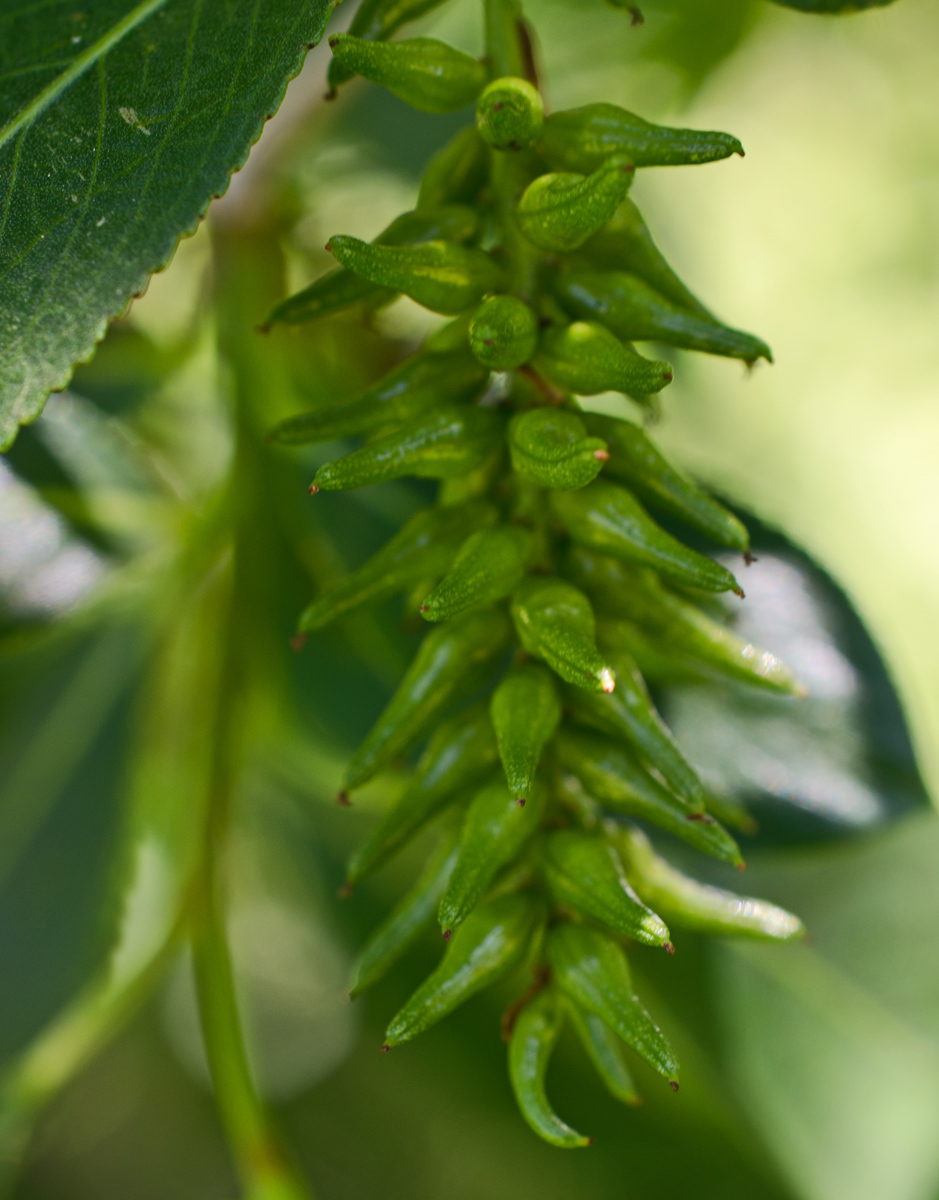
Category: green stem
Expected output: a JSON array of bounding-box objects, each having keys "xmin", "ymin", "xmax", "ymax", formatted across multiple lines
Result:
[{"xmin": 483, "ymin": 0, "xmax": 526, "ymax": 79}]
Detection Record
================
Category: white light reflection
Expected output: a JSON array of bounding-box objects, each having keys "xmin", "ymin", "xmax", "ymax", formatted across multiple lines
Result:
[{"xmin": 0, "ymin": 459, "xmax": 105, "ymax": 617}]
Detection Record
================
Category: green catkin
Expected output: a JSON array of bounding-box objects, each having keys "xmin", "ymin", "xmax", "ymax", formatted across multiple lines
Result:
[
  {"xmin": 277, "ymin": 0, "xmax": 804, "ymax": 1151},
  {"xmin": 384, "ymin": 892, "xmax": 546, "ymax": 1047},
  {"xmin": 420, "ymin": 524, "xmax": 535, "ymax": 621},
  {"xmin": 547, "ymin": 923, "xmax": 680, "ymax": 1085},
  {"xmin": 342, "ymin": 607, "xmax": 511, "ymax": 792},
  {"xmin": 490, "ymin": 663, "xmax": 561, "ymax": 801},
  {"xmin": 326, "ymin": 236, "xmax": 505, "ymax": 314},
  {"xmin": 553, "ymin": 269, "xmax": 773, "ymax": 364},
  {"xmin": 508, "ymin": 408, "xmax": 609, "ymax": 490},
  {"xmin": 538, "ymin": 103, "xmax": 744, "ymax": 173},
  {"xmin": 509, "ymin": 989, "xmax": 591, "ymax": 1148},
  {"xmin": 346, "ymin": 698, "xmax": 499, "ymax": 881},
  {"xmin": 272, "ymin": 348, "xmax": 489, "ymax": 444},
  {"xmin": 327, "ymin": 0, "xmax": 454, "ymax": 93},
  {"xmin": 582, "ymin": 414, "xmax": 751, "ymax": 553},
  {"xmin": 299, "ymin": 500, "xmax": 497, "ymax": 632},
  {"xmin": 510, "ymin": 577, "xmax": 617, "ymax": 694},
  {"xmin": 349, "ymin": 823, "xmax": 461, "ymax": 997},
  {"xmin": 328, "ymin": 34, "xmax": 488, "ymax": 112},
  {"xmin": 438, "ymin": 777, "xmax": 547, "ymax": 935},
  {"xmin": 516, "ymin": 157, "xmax": 636, "ymax": 252},
  {"xmin": 534, "ymin": 321, "xmax": 673, "ymax": 398},
  {"xmin": 266, "ymin": 206, "xmax": 478, "ymax": 327}
]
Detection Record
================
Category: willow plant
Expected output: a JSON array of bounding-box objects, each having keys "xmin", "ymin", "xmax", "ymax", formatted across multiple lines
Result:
[{"xmin": 265, "ymin": 0, "xmax": 806, "ymax": 1151}]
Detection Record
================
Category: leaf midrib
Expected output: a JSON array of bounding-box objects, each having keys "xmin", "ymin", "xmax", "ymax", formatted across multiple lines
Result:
[{"xmin": 0, "ymin": 0, "xmax": 172, "ymax": 152}]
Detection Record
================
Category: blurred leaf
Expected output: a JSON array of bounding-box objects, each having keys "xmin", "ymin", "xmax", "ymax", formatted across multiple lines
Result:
[
  {"xmin": 768, "ymin": 0, "xmax": 897, "ymax": 11},
  {"xmin": 658, "ymin": 513, "xmax": 930, "ymax": 847},
  {"xmin": 714, "ymin": 811, "xmax": 939, "ymax": 1200},
  {"xmin": 637, "ymin": 0, "xmax": 762, "ymax": 95},
  {"xmin": 0, "ymin": 0, "xmax": 336, "ymax": 449}
]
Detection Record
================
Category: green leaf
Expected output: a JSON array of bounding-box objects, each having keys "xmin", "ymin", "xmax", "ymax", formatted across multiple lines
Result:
[{"xmin": 0, "ymin": 0, "xmax": 335, "ymax": 449}]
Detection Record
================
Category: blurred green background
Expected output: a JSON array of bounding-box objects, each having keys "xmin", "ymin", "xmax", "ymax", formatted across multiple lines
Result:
[{"xmin": 2, "ymin": 1, "xmax": 939, "ymax": 1197}]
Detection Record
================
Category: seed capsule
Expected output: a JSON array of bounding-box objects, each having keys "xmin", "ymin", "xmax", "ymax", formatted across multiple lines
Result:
[
  {"xmin": 534, "ymin": 321, "xmax": 672, "ymax": 398},
  {"xmin": 583, "ymin": 414, "xmax": 750, "ymax": 553},
  {"xmin": 508, "ymin": 409, "xmax": 609, "ymax": 491},
  {"xmin": 384, "ymin": 892, "xmax": 546, "ymax": 1046},
  {"xmin": 511, "ymin": 577, "xmax": 616, "ymax": 694},
  {"xmin": 616, "ymin": 824, "xmax": 805, "ymax": 941},
  {"xmin": 347, "ymin": 699, "xmax": 500, "ymax": 882},
  {"xmin": 299, "ymin": 500, "xmax": 497, "ymax": 633},
  {"xmin": 517, "ymin": 158, "xmax": 635, "ymax": 253},
  {"xmin": 349, "ymin": 825, "xmax": 461, "ymax": 998},
  {"xmin": 564, "ymin": 645, "xmax": 709, "ymax": 812},
  {"xmin": 327, "ymin": 0, "xmax": 454, "ymax": 92},
  {"xmin": 327, "ymin": 236, "xmax": 505, "ymax": 315},
  {"xmin": 476, "ymin": 76, "xmax": 545, "ymax": 151},
  {"xmin": 271, "ymin": 349, "xmax": 488, "ymax": 445},
  {"xmin": 553, "ymin": 270, "xmax": 772, "ymax": 364},
  {"xmin": 417, "ymin": 126, "xmax": 489, "ymax": 213},
  {"xmin": 469, "ymin": 295, "xmax": 539, "ymax": 370},
  {"xmin": 328, "ymin": 34, "xmax": 487, "ymax": 113},
  {"xmin": 547, "ymin": 923, "xmax": 679, "ymax": 1085},
  {"xmin": 343, "ymin": 607, "xmax": 512, "ymax": 791},
  {"xmin": 543, "ymin": 830, "xmax": 671, "ymax": 948},
  {"xmin": 565, "ymin": 997, "xmax": 639, "ymax": 1106},
  {"xmin": 312, "ymin": 406, "xmax": 504, "ymax": 492},
  {"xmin": 490, "ymin": 663, "xmax": 561, "ymax": 802},
  {"xmin": 549, "ymin": 479, "xmax": 742, "ymax": 594},
  {"xmin": 438, "ymin": 777, "xmax": 546, "ymax": 935},
  {"xmin": 555, "ymin": 727, "xmax": 743, "ymax": 865},
  {"xmin": 509, "ymin": 988, "xmax": 591, "ymax": 1149},
  {"xmin": 539, "ymin": 103, "xmax": 743, "ymax": 173},
  {"xmin": 580, "ymin": 199, "xmax": 712, "ymax": 320},
  {"xmin": 565, "ymin": 547, "xmax": 801, "ymax": 695},
  {"xmin": 420, "ymin": 525, "xmax": 535, "ymax": 622},
  {"xmin": 266, "ymin": 206, "xmax": 478, "ymax": 327}
]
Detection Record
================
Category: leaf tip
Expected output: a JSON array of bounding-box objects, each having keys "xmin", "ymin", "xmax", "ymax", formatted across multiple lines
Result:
[
  {"xmin": 337, "ymin": 882, "xmax": 353, "ymax": 899},
  {"xmin": 443, "ymin": 928, "xmax": 452, "ymax": 941},
  {"xmin": 337, "ymin": 790, "xmax": 352, "ymax": 807},
  {"xmin": 668, "ymin": 1080, "xmax": 679, "ymax": 1093},
  {"xmin": 290, "ymin": 633, "xmax": 307, "ymax": 653},
  {"xmin": 308, "ymin": 483, "xmax": 320, "ymax": 495},
  {"xmin": 664, "ymin": 941, "xmax": 675, "ymax": 955},
  {"xmin": 380, "ymin": 1043, "xmax": 390, "ymax": 1054}
]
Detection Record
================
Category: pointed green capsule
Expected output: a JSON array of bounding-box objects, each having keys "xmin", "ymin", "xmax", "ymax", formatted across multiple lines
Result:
[
  {"xmin": 347, "ymin": 699, "xmax": 499, "ymax": 882},
  {"xmin": 508, "ymin": 409, "xmax": 610, "ymax": 491},
  {"xmin": 555, "ymin": 727, "xmax": 743, "ymax": 865},
  {"xmin": 547, "ymin": 923, "xmax": 679, "ymax": 1085},
  {"xmin": 327, "ymin": 236, "xmax": 504, "ymax": 315},
  {"xmin": 327, "ymin": 0, "xmax": 453, "ymax": 92},
  {"xmin": 438, "ymin": 778, "xmax": 547, "ymax": 936},
  {"xmin": 312, "ymin": 406, "xmax": 504, "ymax": 492},
  {"xmin": 476, "ymin": 76, "xmax": 545, "ymax": 152},
  {"xmin": 349, "ymin": 825, "xmax": 461, "ymax": 999},
  {"xmin": 565, "ymin": 997, "xmax": 640, "ymax": 1106},
  {"xmin": 539, "ymin": 103, "xmax": 743, "ymax": 173},
  {"xmin": 582, "ymin": 415, "xmax": 750, "ymax": 553},
  {"xmin": 420, "ymin": 525, "xmax": 535, "ymax": 622},
  {"xmin": 328, "ymin": 34, "xmax": 487, "ymax": 113},
  {"xmin": 417, "ymin": 126, "xmax": 489, "ymax": 213},
  {"xmin": 300, "ymin": 500, "xmax": 497, "ymax": 633},
  {"xmin": 384, "ymin": 892, "xmax": 546, "ymax": 1047},
  {"xmin": 550, "ymin": 480, "xmax": 743, "ymax": 594},
  {"xmin": 468, "ymin": 295, "xmax": 539, "ymax": 370},
  {"xmin": 517, "ymin": 158, "xmax": 636, "ymax": 253},
  {"xmin": 509, "ymin": 988, "xmax": 591, "ymax": 1149},
  {"xmin": 617, "ymin": 825, "xmax": 805, "ymax": 942},
  {"xmin": 564, "ymin": 645, "xmax": 708, "ymax": 812},
  {"xmin": 490, "ymin": 664, "xmax": 561, "ymax": 802},
  {"xmin": 565, "ymin": 547, "xmax": 801, "ymax": 695},
  {"xmin": 266, "ymin": 206, "xmax": 478, "ymax": 326},
  {"xmin": 343, "ymin": 607, "xmax": 512, "ymax": 792},
  {"xmin": 553, "ymin": 270, "xmax": 772, "ymax": 365},
  {"xmin": 272, "ymin": 349, "xmax": 488, "ymax": 445},
  {"xmin": 534, "ymin": 321, "xmax": 673, "ymax": 398},
  {"xmin": 543, "ymin": 830, "xmax": 671, "ymax": 949},
  {"xmin": 511, "ymin": 577, "xmax": 616, "ymax": 694},
  {"xmin": 580, "ymin": 199, "xmax": 712, "ymax": 320}
]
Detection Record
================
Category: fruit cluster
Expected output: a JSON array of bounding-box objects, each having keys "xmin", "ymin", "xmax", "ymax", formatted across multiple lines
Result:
[{"xmin": 268, "ymin": 0, "xmax": 804, "ymax": 1148}]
